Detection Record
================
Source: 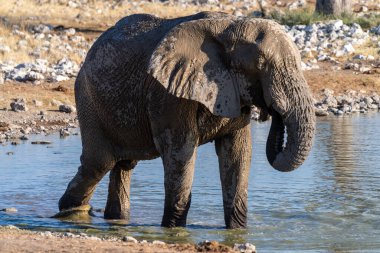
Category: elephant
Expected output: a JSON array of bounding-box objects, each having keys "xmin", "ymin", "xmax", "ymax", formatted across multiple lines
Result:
[{"xmin": 58, "ymin": 11, "xmax": 316, "ymax": 229}]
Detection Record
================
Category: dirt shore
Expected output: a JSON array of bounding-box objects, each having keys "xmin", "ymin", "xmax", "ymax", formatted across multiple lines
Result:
[{"xmin": 0, "ymin": 226, "xmax": 241, "ymax": 253}]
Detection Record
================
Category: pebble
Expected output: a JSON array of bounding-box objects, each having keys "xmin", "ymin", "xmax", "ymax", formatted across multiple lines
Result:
[
  {"xmin": 31, "ymin": 141, "xmax": 52, "ymax": 144},
  {"xmin": 59, "ymin": 104, "xmax": 76, "ymax": 113},
  {"xmin": 0, "ymin": 207, "xmax": 18, "ymax": 213},
  {"xmin": 0, "ymin": 71, "xmax": 4, "ymax": 84},
  {"xmin": 152, "ymin": 240, "xmax": 166, "ymax": 245},
  {"xmin": 122, "ymin": 236, "xmax": 138, "ymax": 243},
  {"xmin": 233, "ymin": 243, "xmax": 256, "ymax": 253},
  {"xmin": 10, "ymin": 98, "xmax": 27, "ymax": 112},
  {"xmin": 60, "ymin": 128, "xmax": 70, "ymax": 137}
]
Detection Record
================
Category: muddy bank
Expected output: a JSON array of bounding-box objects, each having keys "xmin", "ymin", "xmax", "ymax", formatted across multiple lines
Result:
[{"xmin": 0, "ymin": 225, "xmax": 255, "ymax": 253}]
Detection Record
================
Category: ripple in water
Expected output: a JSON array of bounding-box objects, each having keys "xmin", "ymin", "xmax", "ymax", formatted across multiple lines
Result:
[{"xmin": 1, "ymin": 113, "xmax": 380, "ymax": 252}]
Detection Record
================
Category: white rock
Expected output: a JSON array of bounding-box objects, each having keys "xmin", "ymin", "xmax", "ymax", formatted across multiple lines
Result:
[
  {"xmin": 0, "ymin": 45, "xmax": 11, "ymax": 53},
  {"xmin": 59, "ymin": 104, "xmax": 76, "ymax": 113},
  {"xmin": 367, "ymin": 55, "xmax": 375, "ymax": 61},
  {"xmin": 0, "ymin": 71, "xmax": 4, "ymax": 84},
  {"xmin": 152, "ymin": 240, "xmax": 165, "ymax": 245},
  {"xmin": 122, "ymin": 236, "xmax": 138, "ymax": 243},
  {"xmin": 33, "ymin": 100, "xmax": 43, "ymax": 107},
  {"xmin": 233, "ymin": 243, "xmax": 256, "ymax": 253}
]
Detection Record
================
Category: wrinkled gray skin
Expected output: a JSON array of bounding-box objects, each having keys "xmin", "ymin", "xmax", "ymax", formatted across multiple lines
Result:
[{"xmin": 58, "ymin": 12, "xmax": 315, "ymax": 229}]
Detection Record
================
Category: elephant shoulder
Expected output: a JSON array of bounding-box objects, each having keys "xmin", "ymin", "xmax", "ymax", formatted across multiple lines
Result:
[{"xmin": 115, "ymin": 14, "xmax": 161, "ymax": 31}]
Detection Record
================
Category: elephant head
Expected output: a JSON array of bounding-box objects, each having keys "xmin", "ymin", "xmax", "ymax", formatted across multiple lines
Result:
[{"xmin": 149, "ymin": 17, "xmax": 315, "ymax": 172}]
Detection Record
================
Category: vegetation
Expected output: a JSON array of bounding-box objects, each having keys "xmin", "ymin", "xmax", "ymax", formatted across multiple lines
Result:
[{"xmin": 267, "ymin": 9, "xmax": 380, "ymax": 29}]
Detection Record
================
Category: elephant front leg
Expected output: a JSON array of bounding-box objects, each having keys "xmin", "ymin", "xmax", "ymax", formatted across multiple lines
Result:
[
  {"xmin": 104, "ymin": 160, "xmax": 137, "ymax": 220},
  {"xmin": 215, "ymin": 124, "xmax": 252, "ymax": 229},
  {"xmin": 156, "ymin": 132, "xmax": 198, "ymax": 228}
]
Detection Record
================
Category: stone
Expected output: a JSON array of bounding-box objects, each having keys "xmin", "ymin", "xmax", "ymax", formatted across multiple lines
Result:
[
  {"xmin": 233, "ymin": 243, "xmax": 256, "ymax": 253},
  {"xmin": 359, "ymin": 66, "xmax": 372, "ymax": 74},
  {"xmin": 353, "ymin": 54, "xmax": 366, "ymax": 60},
  {"xmin": 152, "ymin": 240, "xmax": 165, "ymax": 245},
  {"xmin": 10, "ymin": 99, "xmax": 27, "ymax": 112},
  {"xmin": 31, "ymin": 141, "xmax": 52, "ymax": 144},
  {"xmin": 233, "ymin": 10, "xmax": 243, "ymax": 17},
  {"xmin": 0, "ymin": 207, "xmax": 18, "ymax": 212},
  {"xmin": 59, "ymin": 104, "xmax": 76, "ymax": 113},
  {"xmin": 50, "ymin": 99, "xmax": 62, "ymax": 106},
  {"xmin": 25, "ymin": 71, "xmax": 44, "ymax": 81},
  {"xmin": 122, "ymin": 236, "xmax": 138, "ymax": 243},
  {"xmin": 322, "ymin": 89, "xmax": 334, "ymax": 97},
  {"xmin": 65, "ymin": 28, "xmax": 76, "ymax": 36},
  {"xmin": 0, "ymin": 45, "xmax": 11, "ymax": 53},
  {"xmin": 0, "ymin": 71, "xmax": 4, "ymax": 84},
  {"xmin": 315, "ymin": 109, "xmax": 329, "ymax": 116},
  {"xmin": 367, "ymin": 55, "xmax": 375, "ymax": 61},
  {"xmin": 33, "ymin": 100, "xmax": 43, "ymax": 107},
  {"xmin": 60, "ymin": 128, "xmax": 70, "ymax": 137}
]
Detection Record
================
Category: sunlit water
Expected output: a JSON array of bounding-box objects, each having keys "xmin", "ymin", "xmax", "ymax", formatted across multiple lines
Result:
[{"xmin": 1, "ymin": 113, "xmax": 380, "ymax": 252}]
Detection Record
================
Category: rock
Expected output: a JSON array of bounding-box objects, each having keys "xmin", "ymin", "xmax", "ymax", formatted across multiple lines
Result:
[
  {"xmin": 315, "ymin": 109, "xmax": 329, "ymax": 116},
  {"xmin": 3, "ymin": 225, "xmax": 19, "ymax": 230},
  {"xmin": 32, "ymin": 24, "xmax": 52, "ymax": 34},
  {"xmin": 233, "ymin": 243, "xmax": 256, "ymax": 253},
  {"xmin": 233, "ymin": 10, "xmax": 243, "ymax": 17},
  {"xmin": 353, "ymin": 54, "xmax": 366, "ymax": 60},
  {"xmin": 0, "ymin": 71, "xmax": 4, "ymax": 84},
  {"xmin": 51, "ymin": 74, "xmax": 70, "ymax": 82},
  {"xmin": 152, "ymin": 240, "xmax": 165, "ymax": 245},
  {"xmin": 322, "ymin": 89, "xmax": 334, "ymax": 97},
  {"xmin": 31, "ymin": 141, "xmax": 52, "ymax": 144},
  {"xmin": 1, "ymin": 207, "xmax": 17, "ymax": 212},
  {"xmin": 33, "ymin": 100, "xmax": 43, "ymax": 107},
  {"xmin": 50, "ymin": 99, "xmax": 62, "ymax": 106},
  {"xmin": 19, "ymin": 135, "xmax": 28, "ymax": 140},
  {"xmin": 60, "ymin": 128, "xmax": 70, "ymax": 137},
  {"xmin": 359, "ymin": 66, "xmax": 372, "ymax": 74},
  {"xmin": 323, "ymin": 96, "xmax": 338, "ymax": 108},
  {"xmin": 370, "ymin": 25, "xmax": 380, "ymax": 35},
  {"xmin": 367, "ymin": 55, "xmax": 375, "ymax": 61},
  {"xmin": 0, "ymin": 45, "xmax": 11, "ymax": 53},
  {"xmin": 59, "ymin": 104, "xmax": 76, "ymax": 113},
  {"xmin": 40, "ymin": 231, "xmax": 53, "ymax": 237},
  {"xmin": 122, "ymin": 236, "xmax": 138, "ymax": 243},
  {"xmin": 10, "ymin": 98, "xmax": 27, "ymax": 112},
  {"xmin": 65, "ymin": 28, "xmax": 76, "ymax": 36}
]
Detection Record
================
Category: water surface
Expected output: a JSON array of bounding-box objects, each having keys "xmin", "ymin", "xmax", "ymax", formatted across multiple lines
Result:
[{"xmin": 1, "ymin": 113, "xmax": 380, "ymax": 252}]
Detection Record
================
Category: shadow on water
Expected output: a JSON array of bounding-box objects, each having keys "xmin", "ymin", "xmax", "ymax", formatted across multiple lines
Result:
[{"xmin": 1, "ymin": 113, "xmax": 380, "ymax": 251}]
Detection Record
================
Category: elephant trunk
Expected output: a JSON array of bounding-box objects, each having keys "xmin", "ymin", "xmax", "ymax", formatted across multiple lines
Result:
[{"xmin": 266, "ymin": 104, "xmax": 315, "ymax": 172}]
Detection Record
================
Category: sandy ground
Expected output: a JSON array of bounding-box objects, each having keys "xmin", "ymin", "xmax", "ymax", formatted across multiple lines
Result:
[{"xmin": 0, "ymin": 227, "xmax": 238, "ymax": 253}]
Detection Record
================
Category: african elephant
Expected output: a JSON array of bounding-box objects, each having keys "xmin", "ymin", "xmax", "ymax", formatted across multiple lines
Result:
[{"xmin": 58, "ymin": 11, "xmax": 315, "ymax": 229}]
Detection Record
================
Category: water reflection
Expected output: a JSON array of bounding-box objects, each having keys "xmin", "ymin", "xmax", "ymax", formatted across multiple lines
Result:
[{"xmin": 1, "ymin": 114, "xmax": 380, "ymax": 252}]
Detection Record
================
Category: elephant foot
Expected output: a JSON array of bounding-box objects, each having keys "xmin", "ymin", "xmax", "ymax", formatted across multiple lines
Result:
[
  {"xmin": 52, "ymin": 204, "xmax": 93, "ymax": 221},
  {"xmin": 104, "ymin": 205, "xmax": 130, "ymax": 221},
  {"xmin": 161, "ymin": 210, "xmax": 188, "ymax": 228},
  {"xmin": 225, "ymin": 212, "xmax": 247, "ymax": 229}
]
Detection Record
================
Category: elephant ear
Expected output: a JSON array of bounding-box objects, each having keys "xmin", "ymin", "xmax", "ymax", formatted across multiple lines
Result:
[{"xmin": 148, "ymin": 19, "xmax": 241, "ymax": 118}]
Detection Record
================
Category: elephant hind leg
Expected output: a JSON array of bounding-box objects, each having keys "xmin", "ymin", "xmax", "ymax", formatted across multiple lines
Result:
[
  {"xmin": 104, "ymin": 160, "xmax": 137, "ymax": 220},
  {"xmin": 59, "ymin": 148, "xmax": 116, "ymax": 212}
]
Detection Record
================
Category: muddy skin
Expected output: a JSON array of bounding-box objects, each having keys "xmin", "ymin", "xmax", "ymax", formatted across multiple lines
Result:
[{"xmin": 58, "ymin": 12, "xmax": 315, "ymax": 229}]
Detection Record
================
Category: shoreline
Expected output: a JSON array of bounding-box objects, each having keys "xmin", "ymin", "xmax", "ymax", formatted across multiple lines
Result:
[
  {"xmin": 0, "ymin": 225, "xmax": 254, "ymax": 253},
  {"xmin": 1, "ymin": 86, "xmax": 379, "ymax": 143}
]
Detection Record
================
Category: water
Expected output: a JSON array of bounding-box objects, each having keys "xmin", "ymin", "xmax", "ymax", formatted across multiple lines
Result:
[{"xmin": 1, "ymin": 113, "xmax": 380, "ymax": 252}]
